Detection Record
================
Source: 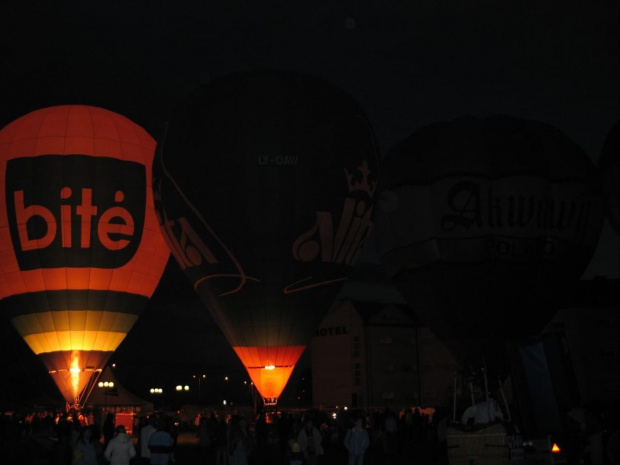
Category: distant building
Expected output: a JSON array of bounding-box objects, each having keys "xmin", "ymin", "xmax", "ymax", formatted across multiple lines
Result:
[
  {"xmin": 311, "ymin": 276, "xmax": 620, "ymax": 416},
  {"xmin": 311, "ymin": 299, "xmax": 458, "ymax": 411}
]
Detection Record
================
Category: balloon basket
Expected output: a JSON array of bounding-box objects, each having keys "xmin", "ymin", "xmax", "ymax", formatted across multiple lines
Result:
[{"xmin": 447, "ymin": 423, "xmax": 515, "ymax": 465}]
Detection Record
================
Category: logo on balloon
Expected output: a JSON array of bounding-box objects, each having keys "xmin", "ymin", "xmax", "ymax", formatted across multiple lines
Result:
[
  {"xmin": 156, "ymin": 160, "xmax": 377, "ymax": 296},
  {"xmin": 6, "ymin": 155, "xmax": 146, "ymax": 270},
  {"xmin": 440, "ymin": 180, "xmax": 594, "ymax": 235},
  {"xmin": 292, "ymin": 160, "xmax": 375, "ymax": 266},
  {"xmin": 155, "ymin": 187, "xmax": 253, "ymax": 296}
]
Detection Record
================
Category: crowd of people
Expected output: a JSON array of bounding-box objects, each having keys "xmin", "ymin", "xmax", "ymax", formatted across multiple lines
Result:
[
  {"xmin": 0, "ymin": 409, "xmax": 178, "ymax": 465},
  {"xmin": 8, "ymin": 403, "xmax": 617, "ymax": 465},
  {"xmin": 2, "ymin": 393, "xmax": 620, "ymax": 465},
  {"xmin": 188, "ymin": 406, "xmax": 451, "ymax": 465},
  {"xmin": 0, "ymin": 406, "xmax": 450, "ymax": 464}
]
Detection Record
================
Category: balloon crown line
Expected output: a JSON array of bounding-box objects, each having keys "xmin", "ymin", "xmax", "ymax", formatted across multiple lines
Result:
[{"xmin": 345, "ymin": 160, "xmax": 376, "ymax": 196}]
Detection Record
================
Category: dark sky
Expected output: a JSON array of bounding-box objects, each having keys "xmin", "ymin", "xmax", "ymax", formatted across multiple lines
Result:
[{"xmin": 1, "ymin": 1, "xmax": 618, "ymax": 406}]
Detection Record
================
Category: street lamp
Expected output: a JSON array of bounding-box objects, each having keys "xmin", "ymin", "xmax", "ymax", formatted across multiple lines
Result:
[
  {"xmin": 149, "ymin": 387, "xmax": 163, "ymax": 410},
  {"xmin": 98, "ymin": 381, "xmax": 115, "ymax": 413},
  {"xmin": 175, "ymin": 385, "xmax": 190, "ymax": 408}
]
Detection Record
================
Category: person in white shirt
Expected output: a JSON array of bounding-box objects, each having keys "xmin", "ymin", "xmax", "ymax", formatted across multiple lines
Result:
[{"xmin": 104, "ymin": 425, "xmax": 136, "ymax": 465}]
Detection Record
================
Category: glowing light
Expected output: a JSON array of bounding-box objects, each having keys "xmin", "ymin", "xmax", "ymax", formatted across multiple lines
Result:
[
  {"xmin": 265, "ymin": 365, "xmax": 275, "ymax": 370},
  {"xmin": 70, "ymin": 351, "xmax": 81, "ymax": 400},
  {"xmin": 551, "ymin": 443, "xmax": 561, "ymax": 453}
]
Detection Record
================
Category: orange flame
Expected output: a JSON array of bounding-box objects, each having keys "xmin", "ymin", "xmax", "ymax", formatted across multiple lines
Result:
[{"xmin": 70, "ymin": 351, "xmax": 81, "ymax": 401}]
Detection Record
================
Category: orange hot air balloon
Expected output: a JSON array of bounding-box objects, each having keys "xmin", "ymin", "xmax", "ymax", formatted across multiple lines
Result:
[
  {"xmin": 154, "ymin": 70, "xmax": 380, "ymax": 405},
  {"xmin": 0, "ymin": 105, "xmax": 170, "ymax": 407}
]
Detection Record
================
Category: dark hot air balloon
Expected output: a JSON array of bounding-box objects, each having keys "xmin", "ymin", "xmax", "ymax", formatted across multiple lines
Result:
[
  {"xmin": 372, "ymin": 115, "xmax": 605, "ymax": 371},
  {"xmin": 154, "ymin": 70, "xmax": 379, "ymax": 405},
  {"xmin": 598, "ymin": 119, "xmax": 620, "ymax": 237},
  {"xmin": 0, "ymin": 105, "xmax": 170, "ymax": 407}
]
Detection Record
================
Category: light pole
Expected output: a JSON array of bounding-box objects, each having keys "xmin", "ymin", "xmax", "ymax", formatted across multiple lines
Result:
[
  {"xmin": 244, "ymin": 380, "xmax": 257, "ymax": 411},
  {"xmin": 222, "ymin": 376, "xmax": 229, "ymax": 406},
  {"xmin": 193, "ymin": 374, "xmax": 206, "ymax": 402}
]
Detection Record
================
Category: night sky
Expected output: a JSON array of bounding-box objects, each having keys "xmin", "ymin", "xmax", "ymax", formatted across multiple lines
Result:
[{"xmin": 1, "ymin": 1, "xmax": 618, "ymax": 407}]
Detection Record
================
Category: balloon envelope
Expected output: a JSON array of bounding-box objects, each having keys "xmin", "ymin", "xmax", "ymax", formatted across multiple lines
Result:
[
  {"xmin": 154, "ymin": 70, "xmax": 379, "ymax": 404},
  {"xmin": 0, "ymin": 105, "xmax": 169, "ymax": 405},
  {"xmin": 373, "ymin": 115, "xmax": 605, "ymax": 368},
  {"xmin": 598, "ymin": 119, "xmax": 620, "ymax": 237}
]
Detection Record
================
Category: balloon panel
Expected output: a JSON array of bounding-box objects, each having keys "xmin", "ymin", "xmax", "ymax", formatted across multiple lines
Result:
[
  {"xmin": 0, "ymin": 105, "xmax": 169, "ymax": 404},
  {"xmin": 373, "ymin": 115, "xmax": 605, "ymax": 365},
  {"xmin": 155, "ymin": 70, "xmax": 380, "ymax": 401}
]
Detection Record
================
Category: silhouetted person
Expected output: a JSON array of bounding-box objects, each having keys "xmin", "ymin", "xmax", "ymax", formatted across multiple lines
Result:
[
  {"xmin": 297, "ymin": 418, "xmax": 323, "ymax": 465},
  {"xmin": 104, "ymin": 424, "xmax": 136, "ymax": 465},
  {"xmin": 213, "ymin": 415, "xmax": 228, "ymax": 465},
  {"xmin": 197, "ymin": 416, "xmax": 213, "ymax": 463},
  {"xmin": 73, "ymin": 425, "xmax": 98, "ymax": 465},
  {"xmin": 229, "ymin": 417, "xmax": 255, "ymax": 465},
  {"xmin": 103, "ymin": 413, "xmax": 115, "ymax": 448},
  {"xmin": 148, "ymin": 418, "xmax": 175, "ymax": 465},
  {"xmin": 382, "ymin": 408, "xmax": 398, "ymax": 455},
  {"xmin": 286, "ymin": 438, "xmax": 304, "ymax": 465},
  {"xmin": 344, "ymin": 417, "xmax": 370, "ymax": 465},
  {"xmin": 140, "ymin": 416, "xmax": 157, "ymax": 465}
]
